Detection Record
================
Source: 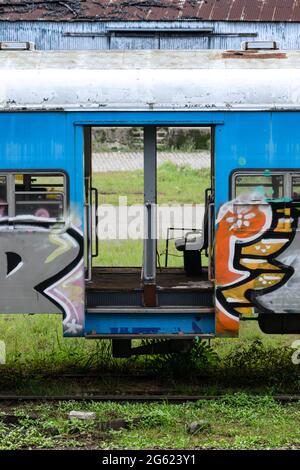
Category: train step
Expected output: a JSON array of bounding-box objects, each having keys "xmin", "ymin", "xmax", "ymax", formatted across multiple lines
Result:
[
  {"xmin": 86, "ymin": 289, "xmax": 214, "ymax": 307},
  {"xmin": 85, "ymin": 333, "xmax": 215, "ymax": 340},
  {"xmin": 86, "ymin": 306, "xmax": 214, "ymax": 315}
]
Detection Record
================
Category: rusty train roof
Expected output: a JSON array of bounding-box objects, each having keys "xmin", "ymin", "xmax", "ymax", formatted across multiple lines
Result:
[
  {"xmin": 0, "ymin": 1, "xmax": 300, "ymax": 23},
  {"xmin": 1, "ymin": 49, "xmax": 300, "ymax": 112}
]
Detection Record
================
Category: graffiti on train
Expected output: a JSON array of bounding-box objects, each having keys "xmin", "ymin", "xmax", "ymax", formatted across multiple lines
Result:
[
  {"xmin": 215, "ymin": 190, "xmax": 300, "ymax": 337},
  {"xmin": 0, "ymin": 217, "xmax": 84, "ymax": 336}
]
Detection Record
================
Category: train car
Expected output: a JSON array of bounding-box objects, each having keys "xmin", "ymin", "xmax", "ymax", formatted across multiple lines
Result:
[{"xmin": 1, "ymin": 46, "xmax": 300, "ymax": 356}]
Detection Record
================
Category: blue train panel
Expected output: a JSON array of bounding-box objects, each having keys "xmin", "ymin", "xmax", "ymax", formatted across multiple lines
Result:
[
  {"xmin": 85, "ymin": 312, "xmax": 215, "ymax": 336},
  {"xmin": 0, "ymin": 111, "xmax": 300, "ymax": 338}
]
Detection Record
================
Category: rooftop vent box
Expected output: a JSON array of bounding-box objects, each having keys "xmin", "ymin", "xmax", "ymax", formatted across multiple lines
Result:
[
  {"xmin": 0, "ymin": 41, "xmax": 35, "ymax": 51},
  {"xmin": 241, "ymin": 41, "xmax": 279, "ymax": 51}
]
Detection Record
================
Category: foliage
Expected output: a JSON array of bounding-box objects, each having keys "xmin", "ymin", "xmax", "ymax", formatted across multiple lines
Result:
[
  {"xmin": 142, "ymin": 339, "xmax": 219, "ymax": 378},
  {"xmin": 218, "ymin": 339, "xmax": 299, "ymax": 387},
  {"xmin": 0, "ymin": 393, "xmax": 300, "ymax": 449},
  {"xmin": 92, "ymin": 127, "xmax": 211, "ymax": 153}
]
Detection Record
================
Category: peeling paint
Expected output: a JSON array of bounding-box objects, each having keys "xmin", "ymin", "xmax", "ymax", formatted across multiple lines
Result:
[
  {"xmin": 222, "ymin": 51, "xmax": 287, "ymax": 59},
  {"xmin": 1, "ymin": 50, "xmax": 300, "ymax": 112}
]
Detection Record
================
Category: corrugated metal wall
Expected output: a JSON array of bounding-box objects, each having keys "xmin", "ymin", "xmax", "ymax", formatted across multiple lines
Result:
[{"xmin": 0, "ymin": 20, "xmax": 298, "ymax": 50}]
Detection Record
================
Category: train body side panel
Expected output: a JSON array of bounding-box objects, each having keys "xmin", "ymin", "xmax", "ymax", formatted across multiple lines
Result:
[
  {"xmin": 0, "ymin": 112, "xmax": 85, "ymax": 336},
  {"xmin": 1, "ymin": 111, "xmax": 300, "ymax": 338},
  {"xmin": 214, "ymin": 112, "xmax": 300, "ymax": 337}
]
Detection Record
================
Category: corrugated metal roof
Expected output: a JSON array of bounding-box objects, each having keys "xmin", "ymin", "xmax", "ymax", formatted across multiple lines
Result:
[{"xmin": 0, "ymin": 1, "xmax": 300, "ymax": 23}]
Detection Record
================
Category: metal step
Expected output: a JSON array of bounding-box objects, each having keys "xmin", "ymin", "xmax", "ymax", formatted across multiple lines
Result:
[
  {"xmin": 86, "ymin": 306, "xmax": 214, "ymax": 315},
  {"xmin": 85, "ymin": 333, "xmax": 215, "ymax": 340},
  {"xmin": 86, "ymin": 290, "xmax": 213, "ymax": 307},
  {"xmin": 158, "ymin": 290, "xmax": 213, "ymax": 307}
]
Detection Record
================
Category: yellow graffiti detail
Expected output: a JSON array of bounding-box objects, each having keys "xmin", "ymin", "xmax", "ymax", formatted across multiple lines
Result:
[
  {"xmin": 46, "ymin": 234, "xmax": 72, "ymax": 263},
  {"xmin": 242, "ymin": 241, "xmax": 288, "ymax": 256},
  {"xmin": 224, "ymin": 273, "xmax": 284, "ymax": 307},
  {"xmin": 224, "ymin": 286, "xmax": 252, "ymax": 304},
  {"xmin": 254, "ymin": 273, "xmax": 284, "ymax": 289},
  {"xmin": 235, "ymin": 307, "xmax": 254, "ymax": 315},
  {"xmin": 62, "ymin": 285, "xmax": 83, "ymax": 303},
  {"xmin": 239, "ymin": 259, "xmax": 281, "ymax": 271}
]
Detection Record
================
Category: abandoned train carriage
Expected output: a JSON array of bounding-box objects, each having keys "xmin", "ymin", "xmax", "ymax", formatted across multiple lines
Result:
[{"xmin": 1, "ymin": 48, "xmax": 300, "ymax": 354}]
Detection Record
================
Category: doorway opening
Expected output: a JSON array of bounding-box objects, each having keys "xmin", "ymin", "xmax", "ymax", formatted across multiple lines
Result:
[{"xmin": 84, "ymin": 125, "xmax": 214, "ymax": 308}]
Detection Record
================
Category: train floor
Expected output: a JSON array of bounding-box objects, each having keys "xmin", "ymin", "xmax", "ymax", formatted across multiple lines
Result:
[
  {"xmin": 87, "ymin": 267, "xmax": 212, "ymax": 291},
  {"xmin": 86, "ymin": 267, "xmax": 213, "ymax": 308}
]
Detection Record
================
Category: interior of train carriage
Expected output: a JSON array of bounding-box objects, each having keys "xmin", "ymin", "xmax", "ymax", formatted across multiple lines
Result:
[{"xmin": 83, "ymin": 125, "xmax": 215, "ymax": 310}]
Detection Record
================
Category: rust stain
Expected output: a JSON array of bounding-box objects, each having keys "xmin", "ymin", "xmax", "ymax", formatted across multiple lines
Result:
[
  {"xmin": 0, "ymin": 1, "xmax": 299, "ymax": 22},
  {"xmin": 222, "ymin": 50, "xmax": 287, "ymax": 59}
]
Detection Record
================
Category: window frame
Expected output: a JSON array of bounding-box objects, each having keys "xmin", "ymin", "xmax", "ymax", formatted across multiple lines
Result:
[
  {"xmin": 231, "ymin": 169, "xmax": 300, "ymax": 200},
  {"xmin": 0, "ymin": 175, "xmax": 9, "ymax": 217},
  {"xmin": 0, "ymin": 170, "xmax": 68, "ymax": 227}
]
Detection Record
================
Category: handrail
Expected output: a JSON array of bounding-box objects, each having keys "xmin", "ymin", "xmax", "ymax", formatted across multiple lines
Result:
[
  {"xmin": 91, "ymin": 187, "xmax": 99, "ymax": 259},
  {"xmin": 208, "ymin": 202, "xmax": 215, "ymax": 282}
]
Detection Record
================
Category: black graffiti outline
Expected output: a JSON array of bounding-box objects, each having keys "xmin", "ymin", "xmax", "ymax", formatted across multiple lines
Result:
[
  {"xmin": 34, "ymin": 226, "xmax": 84, "ymax": 319},
  {"xmin": 216, "ymin": 202, "xmax": 300, "ymax": 318}
]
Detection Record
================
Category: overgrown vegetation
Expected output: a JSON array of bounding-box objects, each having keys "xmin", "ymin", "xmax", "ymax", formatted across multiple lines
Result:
[
  {"xmin": 0, "ymin": 394, "xmax": 299, "ymax": 449},
  {"xmin": 143, "ymin": 338, "xmax": 219, "ymax": 378},
  {"xmin": 0, "ymin": 314, "xmax": 299, "ymax": 395}
]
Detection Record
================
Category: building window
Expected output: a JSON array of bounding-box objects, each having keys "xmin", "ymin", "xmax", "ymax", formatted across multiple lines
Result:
[{"xmin": 0, "ymin": 172, "xmax": 66, "ymax": 224}]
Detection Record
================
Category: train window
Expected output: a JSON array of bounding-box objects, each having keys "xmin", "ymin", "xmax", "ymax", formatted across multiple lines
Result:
[
  {"xmin": 292, "ymin": 176, "xmax": 300, "ymax": 199},
  {"xmin": 234, "ymin": 173, "xmax": 284, "ymax": 199},
  {"xmin": 0, "ymin": 176, "xmax": 8, "ymax": 218},
  {"xmin": 14, "ymin": 173, "xmax": 65, "ymax": 221}
]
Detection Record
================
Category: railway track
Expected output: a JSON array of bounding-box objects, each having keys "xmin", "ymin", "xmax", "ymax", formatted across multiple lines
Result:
[
  {"xmin": 35, "ymin": 372, "xmax": 158, "ymax": 379},
  {"xmin": 0, "ymin": 394, "xmax": 299, "ymax": 403}
]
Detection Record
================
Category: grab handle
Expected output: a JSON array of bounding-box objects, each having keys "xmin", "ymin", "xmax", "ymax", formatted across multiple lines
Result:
[{"xmin": 91, "ymin": 187, "xmax": 99, "ymax": 258}]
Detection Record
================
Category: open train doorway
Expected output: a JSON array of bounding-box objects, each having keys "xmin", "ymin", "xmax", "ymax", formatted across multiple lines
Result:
[
  {"xmin": 156, "ymin": 126, "xmax": 213, "ymax": 264},
  {"xmin": 84, "ymin": 125, "xmax": 214, "ymax": 310},
  {"xmin": 88, "ymin": 126, "xmax": 144, "ymax": 269}
]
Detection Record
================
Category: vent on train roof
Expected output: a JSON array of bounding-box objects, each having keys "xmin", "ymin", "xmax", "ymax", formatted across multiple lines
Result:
[
  {"xmin": 241, "ymin": 41, "xmax": 279, "ymax": 51},
  {"xmin": 0, "ymin": 41, "xmax": 35, "ymax": 51}
]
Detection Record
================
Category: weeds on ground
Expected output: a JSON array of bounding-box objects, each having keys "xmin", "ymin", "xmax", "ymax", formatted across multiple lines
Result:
[
  {"xmin": 0, "ymin": 314, "xmax": 299, "ymax": 393},
  {"xmin": 142, "ymin": 338, "xmax": 218, "ymax": 378},
  {"xmin": 0, "ymin": 393, "xmax": 300, "ymax": 450},
  {"xmin": 136, "ymin": 338, "xmax": 300, "ymax": 391}
]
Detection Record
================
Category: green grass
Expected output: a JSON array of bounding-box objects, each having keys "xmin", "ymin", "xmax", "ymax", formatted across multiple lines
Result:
[
  {"xmin": 0, "ymin": 314, "xmax": 299, "ymax": 395},
  {"xmin": 92, "ymin": 162, "xmax": 210, "ymax": 205},
  {"xmin": 0, "ymin": 394, "xmax": 299, "ymax": 449},
  {"xmin": 92, "ymin": 161, "xmax": 210, "ymax": 266},
  {"xmin": 92, "ymin": 239, "xmax": 190, "ymax": 267}
]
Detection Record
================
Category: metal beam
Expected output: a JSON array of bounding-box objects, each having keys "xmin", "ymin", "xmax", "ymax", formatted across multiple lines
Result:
[
  {"xmin": 84, "ymin": 127, "xmax": 92, "ymax": 281},
  {"xmin": 143, "ymin": 126, "xmax": 157, "ymax": 290}
]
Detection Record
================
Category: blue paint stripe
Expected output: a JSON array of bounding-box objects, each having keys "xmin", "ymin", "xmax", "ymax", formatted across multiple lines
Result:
[{"xmin": 84, "ymin": 313, "xmax": 215, "ymax": 335}]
